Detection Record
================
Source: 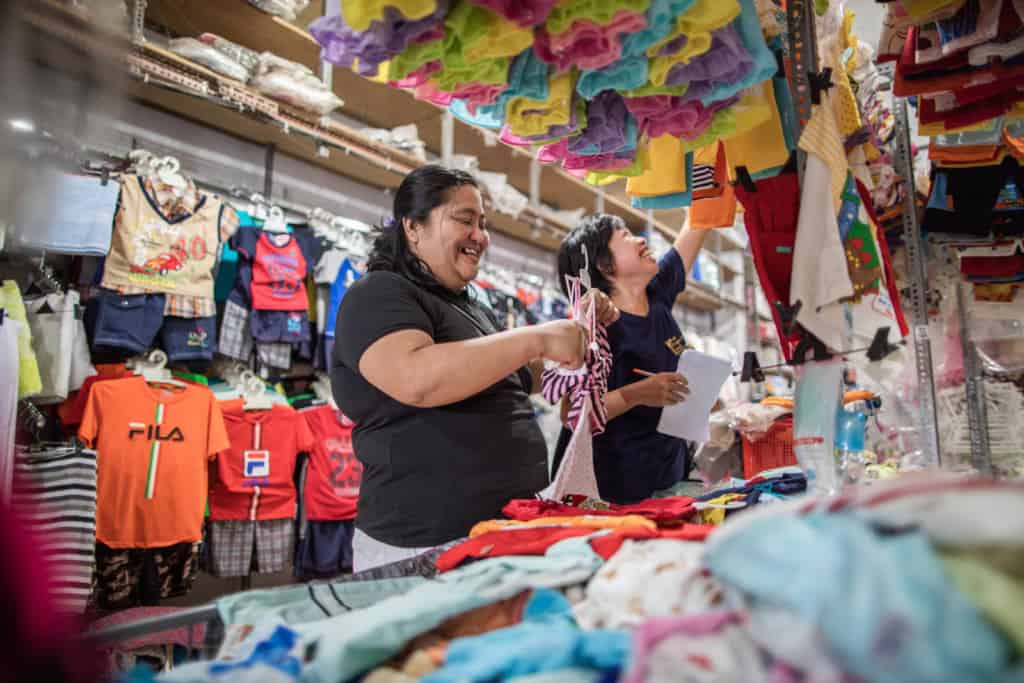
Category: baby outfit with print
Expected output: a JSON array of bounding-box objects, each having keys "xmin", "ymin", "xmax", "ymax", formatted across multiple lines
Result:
[
  {"xmin": 229, "ymin": 226, "xmax": 322, "ymax": 346},
  {"xmin": 207, "ymin": 400, "xmax": 314, "ymax": 577},
  {"xmin": 93, "ymin": 175, "xmax": 237, "ymax": 362}
]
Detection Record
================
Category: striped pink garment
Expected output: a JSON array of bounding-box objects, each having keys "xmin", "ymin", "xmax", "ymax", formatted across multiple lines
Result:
[{"xmin": 541, "ymin": 278, "xmax": 613, "ymax": 435}]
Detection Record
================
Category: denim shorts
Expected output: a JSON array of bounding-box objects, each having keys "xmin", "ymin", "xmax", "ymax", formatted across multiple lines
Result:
[
  {"xmin": 91, "ymin": 288, "xmax": 165, "ymax": 354},
  {"xmin": 251, "ymin": 309, "xmax": 311, "ymax": 344},
  {"xmin": 161, "ymin": 315, "xmax": 218, "ymax": 362}
]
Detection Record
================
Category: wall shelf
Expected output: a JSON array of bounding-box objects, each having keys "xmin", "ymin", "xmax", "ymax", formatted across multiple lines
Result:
[
  {"xmin": 142, "ymin": 0, "xmax": 682, "ymax": 240},
  {"xmin": 24, "ymin": 0, "xmax": 759, "ymax": 315}
]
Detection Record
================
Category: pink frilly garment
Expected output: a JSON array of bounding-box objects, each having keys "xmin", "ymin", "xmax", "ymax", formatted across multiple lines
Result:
[
  {"xmin": 468, "ymin": 0, "xmax": 559, "ymax": 27},
  {"xmin": 415, "ymin": 80, "xmax": 506, "ymax": 107},
  {"xmin": 309, "ymin": 0, "xmax": 449, "ymax": 77},
  {"xmin": 625, "ymin": 93, "xmax": 738, "ymax": 139},
  {"xmin": 540, "ymin": 254, "xmax": 612, "ymax": 502},
  {"xmin": 414, "ymin": 81, "xmax": 455, "ymax": 105},
  {"xmin": 534, "ymin": 9, "xmax": 648, "ymax": 72},
  {"xmin": 390, "ymin": 60, "xmax": 442, "ymax": 88}
]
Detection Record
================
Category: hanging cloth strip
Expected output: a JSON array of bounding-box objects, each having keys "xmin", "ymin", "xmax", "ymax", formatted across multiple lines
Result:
[
  {"xmin": 540, "ymin": 274, "xmax": 612, "ymax": 436},
  {"xmin": 539, "ymin": 253, "xmax": 612, "ymax": 502}
]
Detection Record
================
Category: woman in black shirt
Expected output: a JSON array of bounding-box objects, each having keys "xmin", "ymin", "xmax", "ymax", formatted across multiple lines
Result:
[{"xmin": 332, "ymin": 166, "xmax": 609, "ymax": 571}]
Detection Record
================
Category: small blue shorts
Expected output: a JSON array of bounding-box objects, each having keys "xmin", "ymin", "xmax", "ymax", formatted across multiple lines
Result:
[
  {"xmin": 294, "ymin": 519, "xmax": 354, "ymax": 580},
  {"xmin": 92, "ymin": 288, "xmax": 166, "ymax": 354},
  {"xmin": 161, "ymin": 315, "xmax": 217, "ymax": 362},
  {"xmin": 251, "ymin": 310, "xmax": 311, "ymax": 344}
]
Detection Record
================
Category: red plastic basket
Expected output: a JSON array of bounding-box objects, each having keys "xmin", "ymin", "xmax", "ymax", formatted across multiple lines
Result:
[{"xmin": 741, "ymin": 417, "xmax": 797, "ymax": 478}]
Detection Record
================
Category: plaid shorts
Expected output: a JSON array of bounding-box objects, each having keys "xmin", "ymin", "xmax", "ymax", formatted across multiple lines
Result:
[
  {"xmin": 219, "ymin": 299, "xmax": 291, "ymax": 369},
  {"xmin": 257, "ymin": 343, "xmax": 292, "ymax": 370},
  {"xmin": 208, "ymin": 519, "xmax": 293, "ymax": 577},
  {"xmin": 91, "ymin": 541, "xmax": 201, "ymax": 612},
  {"xmin": 219, "ymin": 299, "xmax": 252, "ymax": 361}
]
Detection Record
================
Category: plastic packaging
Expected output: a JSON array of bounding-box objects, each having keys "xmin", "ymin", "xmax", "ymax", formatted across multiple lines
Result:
[
  {"xmin": 793, "ymin": 361, "xmax": 843, "ymax": 495},
  {"xmin": 835, "ymin": 405, "xmax": 868, "ymax": 484},
  {"xmin": 476, "ymin": 171, "xmax": 529, "ymax": 219},
  {"xmin": 168, "ymin": 38, "xmax": 251, "ymax": 82},
  {"xmin": 199, "ymin": 33, "xmax": 260, "ymax": 75},
  {"xmin": 247, "ymin": 0, "xmax": 310, "ymax": 21},
  {"xmin": 730, "ymin": 402, "xmax": 791, "ymax": 441},
  {"xmin": 250, "ymin": 53, "xmax": 343, "ymax": 115}
]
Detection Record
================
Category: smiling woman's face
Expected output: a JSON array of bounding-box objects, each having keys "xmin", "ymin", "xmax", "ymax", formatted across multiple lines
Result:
[
  {"xmin": 405, "ymin": 184, "xmax": 489, "ymax": 291},
  {"xmin": 606, "ymin": 225, "xmax": 659, "ymax": 285}
]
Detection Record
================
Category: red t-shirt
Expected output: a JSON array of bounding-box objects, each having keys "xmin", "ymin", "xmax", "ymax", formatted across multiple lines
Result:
[
  {"xmin": 252, "ymin": 232, "xmax": 309, "ymax": 311},
  {"xmin": 300, "ymin": 405, "xmax": 363, "ymax": 521},
  {"xmin": 209, "ymin": 401, "xmax": 315, "ymax": 521}
]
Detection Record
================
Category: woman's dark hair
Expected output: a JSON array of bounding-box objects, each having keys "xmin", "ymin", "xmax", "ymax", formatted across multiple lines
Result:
[
  {"xmin": 556, "ymin": 213, "xmax": 624, "ymax": 297},
  {"xmin": 366, "ymin": 164, "xmax": 478, "ymax": 296}
]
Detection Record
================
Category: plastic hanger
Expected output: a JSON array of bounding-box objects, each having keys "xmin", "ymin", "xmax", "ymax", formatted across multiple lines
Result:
[
  {"xmin": 130, "ymin": 350, "xmax": 187, "ymax": 389},
  {"xmin": 263, "ymin": 205, "xmax": 289, "ymax": 233},
  {"xmin": 242, "ymin": 374, "xmax": 275, "ymax": 411},
  {"xmin": 155, "ymin": 157, "xmax": 188, "ymax": 190},
  {"xmin": 248, "ymin": 193, "xmax": 270, "ymax": 221}
]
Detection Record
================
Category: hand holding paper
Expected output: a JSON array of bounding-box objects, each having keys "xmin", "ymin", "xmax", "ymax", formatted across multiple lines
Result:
[{"xmin": 655, "ymin": 350, "xmax": 733, "ymax": 443}]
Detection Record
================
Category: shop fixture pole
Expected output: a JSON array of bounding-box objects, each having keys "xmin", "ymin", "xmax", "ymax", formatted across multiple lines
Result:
[
  {"xmin": 320, "ymin": 1, "xmax": 334, "ymax": 90},
  {"xmin": 955, "ymin": 280, "xmax": 993, "ymax": 475},
  {"xmin": 263, "ymin": 143, "xmax": 276, "ymax": 197},
  {"xmin": 319, "ymin": 0, "xmax": 334, "ymax": 159},
  {"xmin": 893, "ymin": 96, "xmax": 942, "ymax": 466},
  {"xmin": 528, "ymin": 158, "xmax": 541, "ymax": 207},
  {"xmin": 131, "ymin": 0, "xmax": 147, "ymax": 45},
  {"xmin": 595, "ymin": 189, "xmax": 605, "ymax": 213},
  {"xmin": 743, "ymin": 249, "xmax": 759, "ymax": 351},
  {"xmin": 441, "ymin": 110, "xmax": 454, "ymax": 167},
  {"xmin": 785, "ymin": 0, "xmax": 818, "ymax": 185}
]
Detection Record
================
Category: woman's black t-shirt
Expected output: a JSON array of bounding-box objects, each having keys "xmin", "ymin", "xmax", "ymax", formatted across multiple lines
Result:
[{"xmin": 331, "ymin": 271, "xmax": 548, "ymax": 547}]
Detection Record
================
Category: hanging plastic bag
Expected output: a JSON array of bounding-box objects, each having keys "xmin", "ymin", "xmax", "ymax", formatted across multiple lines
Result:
[{"xmin": 793, "ymin": 360, "xmax": 843, "ymax": 495}]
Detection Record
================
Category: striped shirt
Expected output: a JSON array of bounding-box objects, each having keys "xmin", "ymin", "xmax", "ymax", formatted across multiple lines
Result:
[{"xmin": 11, "ymin": 445, "xmax": 97, "ymax": 613}]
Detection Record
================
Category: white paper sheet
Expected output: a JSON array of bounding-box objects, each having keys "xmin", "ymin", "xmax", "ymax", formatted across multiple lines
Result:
[{"xmin": 656, "ymin": 350, "xmax": 733, "ymax": 443}]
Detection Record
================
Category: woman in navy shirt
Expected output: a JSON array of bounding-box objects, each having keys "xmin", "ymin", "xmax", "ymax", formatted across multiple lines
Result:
[{"xmin": 553, "ymin": 213, "xmax": 708, "ymax": 503}]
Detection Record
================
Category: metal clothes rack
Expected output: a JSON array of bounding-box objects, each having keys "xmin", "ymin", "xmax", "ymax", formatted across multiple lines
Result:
[
  {"xmin": 955, "ymin": 280, "xmax": 993, "ymax": 474},
  {"xmin": 891, "ymin": 96, "xmax": 943, "ymax": 467}
]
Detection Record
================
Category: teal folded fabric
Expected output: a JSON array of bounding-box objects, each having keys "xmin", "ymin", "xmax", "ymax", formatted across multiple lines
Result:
[
  {"xmin": 577, "ymin": 57, "xmax": 649, "ymax": 99},
  {"xmin": 620, "ymin": 0, "xmax": 697, "ymax": 57},
  {"xmin": 294, "ymin": 540, "xmax": 603, "ymax": 683},
  {"xmin": 700, "ymin": 0, "xmax": 777, "ymax": 106},
  {"xmin": 632, "ymin": 191, "xmax": 692, "ymax": 209},
  {"xmin": 452, "ymin": 48, "xmax": 549, "ymax": 129},
  {"xmin": 423, "ymin": 589, "xmax": 629, "ymax": 683},
  {"xmin": 704, "ymin": 513, "xmax": 1013, "ymax": 683},
  {"xmin": 217, "ymin": 575, "xmax": 425, "ymax": 628}
]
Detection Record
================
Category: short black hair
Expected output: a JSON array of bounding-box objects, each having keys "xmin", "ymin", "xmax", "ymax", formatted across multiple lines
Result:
[
  {"xmin": 556, "ymin": 213, "xmax": 625, "ymax": 296},
  {"xmin": 366, "ymin": 165, "xmax": 479, "ymax": 298}
]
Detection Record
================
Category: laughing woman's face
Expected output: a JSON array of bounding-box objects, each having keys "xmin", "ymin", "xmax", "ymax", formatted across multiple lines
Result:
[
  {"xmin": 606, "ymin": 225, "xmax": 659, "ymax": 284},
  {"xmin": 404, "ymin": 184, "xmax": 490, "ymax": 291}
]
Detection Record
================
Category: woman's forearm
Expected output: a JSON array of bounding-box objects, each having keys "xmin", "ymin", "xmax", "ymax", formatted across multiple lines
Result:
[
  {"xmin": 675, "ymin": 224, "xmax": 710, "ymax": 273},
  {"xmin": 561, "ymin": 388, "xmax": 636, "ymax": 427},
  {"xmin": 360, "ymin": 327, "xmax": 544, "ymax": 408},
  {"xmin": 605, "ymin": 387, "xmax": 637, "ymax": 420}
]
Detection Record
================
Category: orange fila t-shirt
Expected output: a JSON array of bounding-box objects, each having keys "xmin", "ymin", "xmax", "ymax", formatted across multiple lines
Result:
[{"xmin": 79, "ymin": 376, "xmax": 230, "ymax": 548}]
